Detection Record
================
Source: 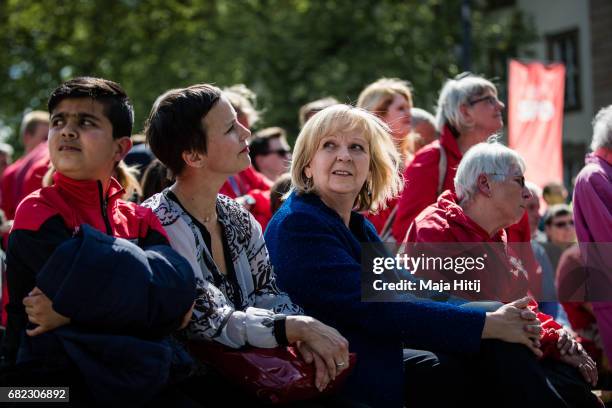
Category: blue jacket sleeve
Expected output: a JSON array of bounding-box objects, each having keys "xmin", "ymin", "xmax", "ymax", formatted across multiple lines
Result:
[{"xmin": 266, "ymin": 211, "xmax": 486, "ymax": 354}]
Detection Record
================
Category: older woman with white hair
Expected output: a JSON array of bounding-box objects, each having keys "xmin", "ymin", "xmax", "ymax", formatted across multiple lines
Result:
[
  {"xmin": 573, "ymin": 104, "xmax": 612, "ymax": 372},
  {"xmin": 392, "ymin": 73, "xmax": 505, "ymax": 241},
  {"xmin": 404, "ymin": 141, "xmax": 601, "ymax": 407},
  {"xmin": 263, "ymin": 105, "xmax": 587, "ymax": 408}
]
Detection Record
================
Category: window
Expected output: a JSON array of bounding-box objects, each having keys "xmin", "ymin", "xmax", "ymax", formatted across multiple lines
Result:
[{"xmin": 547, "ymin": 29, "xmax": 581, "ymax": 112}]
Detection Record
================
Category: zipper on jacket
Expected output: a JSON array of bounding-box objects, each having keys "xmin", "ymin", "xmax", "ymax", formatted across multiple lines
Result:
[{"xmin": 97, "ymin": 180, "xmax": 113, "ymax": 235}]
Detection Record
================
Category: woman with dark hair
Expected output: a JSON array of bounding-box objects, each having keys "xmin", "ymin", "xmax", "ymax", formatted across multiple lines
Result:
[{"xmin": 142, "ymin": 84, "xmax": 350, "ymax": 400}]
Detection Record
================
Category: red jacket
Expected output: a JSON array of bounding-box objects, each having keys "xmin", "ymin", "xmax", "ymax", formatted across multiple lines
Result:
[
  {"xmin": 393, "ymin": 125, "xmax": 462, "ymax": 241},
  {"xmin": 219, "ymin": 166, "xmax": 272, "ymax": 230},
  {"xmin": 404, "ymin": 191, "xmax": 561, "ymax": 359},
  {"xmin": 392, "ymin": 125, "xmax": 540, "ymax": 294},
  {"xmin": 3, "ymin": 172, "xmax": 168, "ymax": 360},
  {"xmin": 1, "ymin": 142, "xmax": 50, "ymax": 221}
]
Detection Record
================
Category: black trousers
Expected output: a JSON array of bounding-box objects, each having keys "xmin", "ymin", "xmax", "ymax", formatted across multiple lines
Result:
[{"xmin": 404, "ymin": 340, "xmax": 601, "ymax": 408}]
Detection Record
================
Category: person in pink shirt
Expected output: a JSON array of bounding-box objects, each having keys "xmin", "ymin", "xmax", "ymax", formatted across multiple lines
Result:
[{"xmin": 573, "ymin": 105, "xmax": 612, "ymax": 367}]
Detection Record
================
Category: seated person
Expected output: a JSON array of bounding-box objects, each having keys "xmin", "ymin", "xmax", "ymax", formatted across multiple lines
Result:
[
  {"xmin": 2, "ymin": 77, "xmax": 196, "ymax": 406},
  {"xmin": 264, "ymin": 104, "xmax": 592, "ymax": 407},
  {"xmin": 142, "ymin": 84, "xmax": 349, "ymax": 397},
  {"xmin": 404, "ymin": 141, "xmax": 599, "ymax": 405}
]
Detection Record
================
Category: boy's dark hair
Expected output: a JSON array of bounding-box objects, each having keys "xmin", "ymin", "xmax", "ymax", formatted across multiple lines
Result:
[
  {"xmin": 145, "ymin": 84, "xmax": 222, "ymax": 175},
  {"xmin": 48, "ymin": 77, "xmax": 134, "ymax": 139}
]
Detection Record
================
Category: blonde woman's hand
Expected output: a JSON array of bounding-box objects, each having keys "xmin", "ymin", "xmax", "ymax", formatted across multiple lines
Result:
[
  {"xmin": 286, "ymin": 316, "xmax": 349, "ymax": 391},
  {"xmin": 482, "ymin": 297, "xmax": 543, "ymax": 357}
]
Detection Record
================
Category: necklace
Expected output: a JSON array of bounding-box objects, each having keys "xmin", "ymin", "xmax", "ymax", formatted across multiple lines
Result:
[{"xmin": 202, "ymin": 212, "xmax": 217, "ymax": 224}]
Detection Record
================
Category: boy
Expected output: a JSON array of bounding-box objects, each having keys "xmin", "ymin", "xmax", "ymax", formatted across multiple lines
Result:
[{"xmin": 2, "ymin": 77, "xmax": 195, "ymax": 406}]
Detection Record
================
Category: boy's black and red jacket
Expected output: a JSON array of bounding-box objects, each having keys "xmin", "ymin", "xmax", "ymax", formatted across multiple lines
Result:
[{"xmin": 3, "ymin": 171, "xmax": 170, "ymax": 364}]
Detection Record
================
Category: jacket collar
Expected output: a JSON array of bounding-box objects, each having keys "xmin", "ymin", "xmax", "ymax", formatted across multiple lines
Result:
[
  {"xmin": 289, "ymin": 191, "xmax": 374, "ymax": 240},
  {"xmin": 53, "ymin": 172, "xmax": 125, "ymax": 208},
  {"xmin": 439, "ymin": 124, "xmax": 463, "ymax": 161},
  {"xmin": 436, "ymin": 190, "xmax": 506, "ymax": 242}
]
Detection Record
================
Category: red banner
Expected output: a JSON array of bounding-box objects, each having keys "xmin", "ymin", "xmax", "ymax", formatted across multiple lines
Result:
[{"xmin": 508, "ymin": 60, "xmax": 565, "ymax": 188}]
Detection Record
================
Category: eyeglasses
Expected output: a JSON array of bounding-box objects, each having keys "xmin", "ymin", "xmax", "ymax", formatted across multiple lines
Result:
[
  {"xmin": 468, "ymin": 95, "xmax": 500, "ymax": 107},
  {"xmin": 263, "ymin": 149, "xmax": 291, "ymax": 157},
  {"xmin": 552, "ymin": 220, "xmax": 574, "ymax": 228},
  {"xmin": 490, "ymin": 173, "xmax": 525, "ymax": 188}
]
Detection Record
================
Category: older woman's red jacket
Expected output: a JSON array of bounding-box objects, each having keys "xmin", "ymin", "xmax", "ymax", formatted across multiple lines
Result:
[{"xmin": 404, "ymin": 190, "xmax": 562, "ymax": 359}]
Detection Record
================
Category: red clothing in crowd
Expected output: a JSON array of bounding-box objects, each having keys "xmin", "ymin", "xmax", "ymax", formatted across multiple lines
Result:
[
  {"xmin": 3, "ymin": 171, "xmax": 169, "ymax": 357},
  {"xmin": 392, "ymin": 125, "xmax": 462, "ymax": 241},
  {"xmin": 392, "ymin": 125, "xmax": 540, "ymax": 294},
  {"xmin": 366, "ymin": 197, "xmax": 398, "ymax": 235},
  {"xmin": 1, "ymin": 142, "xmax": 50, "ymax": 220},
  {"xmin": 404, "ymin": 190, "xmax": 562, "ymax": 359},
  {"xmin": 219, "ymin": 166, "xmax": 272, "ymax": 230}
]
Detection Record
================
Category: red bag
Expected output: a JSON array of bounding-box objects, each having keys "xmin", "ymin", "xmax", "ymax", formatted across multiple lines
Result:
[{"xmin": 187, "ymin": 341, "xmax": 356, "ymax": 404}]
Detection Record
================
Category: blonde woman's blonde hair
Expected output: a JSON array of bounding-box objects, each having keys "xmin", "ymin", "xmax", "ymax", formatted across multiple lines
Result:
[
  {"xmin": 291, "ymin": 104, "xmax": 403, "ymax": 213},
  {"xmin": 357, "ymin": 78, "xmax": 413, "ymax": 118}
]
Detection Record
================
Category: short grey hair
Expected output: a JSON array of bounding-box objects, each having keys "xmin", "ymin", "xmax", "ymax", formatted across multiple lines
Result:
[
  {"xmin": 454, "ymin": 140, "xmax": 526, "ymax": 205},
  {"xmin": 591, "ymin": 105, "xmax": 612, "ymax": 151},
  {"xmin": 435, "ymin": 75, "xmax": 497, "ymax": 132},
  {"xmin": 411, "ymin": 107, "xmax": 436, "ymax": 129}
]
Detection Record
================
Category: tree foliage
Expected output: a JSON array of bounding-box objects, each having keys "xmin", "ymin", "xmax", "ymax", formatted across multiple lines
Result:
[{"xmin": 0, "ymin": 0, "xmax": 535, "ymax": 149}]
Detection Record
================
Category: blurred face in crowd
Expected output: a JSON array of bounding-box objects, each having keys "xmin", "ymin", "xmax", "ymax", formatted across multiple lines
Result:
[
  {"xmin": 525, "ymin": 192, "xmax": 541, "ymax": 235},
  {"xmin": 412, "ymin": 120, "xmax": 437, "ymax": 147},
  {"xmin": 383, "ymin": 94, "xmax": 412, "ymax": 143},
  {"xmin": 545, "ymin": 214, "xmax": 576, "ymax": 246},
  {"xmin": 24, "ymin": 122, "xmax": 49, "ymax": 153},
  {"xmin": 305, "ymin": 129, "xmax": 370, "ymax": 210},
  {"xmin": 489, "ymin": 167, "xmax": 531, "ymax": 229},
  {"xmin": 201, "ymin": 97, "xmax": 251, "ymax": 176},
  {"xmin": 49, "ymin": 98, "xmax": 129, "ymax": 182},
  {"xmin": 543, "ymin": 185, "xmax": 568, "ymax": 206},
  {"xmin": 465, "ymin": 90, "xmax": 504, "ymax": 138},
  {"xmin": 254, "ymin": 137, "xmax": 291, "ymax": 181}
]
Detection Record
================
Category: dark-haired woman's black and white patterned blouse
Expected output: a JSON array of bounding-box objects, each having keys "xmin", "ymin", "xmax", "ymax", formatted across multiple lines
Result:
[{"xmin": 142, "ymin": 190, "xmax": 302, "ymax": 348}]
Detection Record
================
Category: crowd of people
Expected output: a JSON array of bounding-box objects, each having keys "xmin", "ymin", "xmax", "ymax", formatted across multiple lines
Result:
[{"xmin": 0, "ymin": 73, "xmax": 609, "ymax": 407}]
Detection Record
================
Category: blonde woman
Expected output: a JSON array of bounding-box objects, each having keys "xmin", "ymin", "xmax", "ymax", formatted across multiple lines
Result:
[
  {"xmin": 356, "ymin": 78, "xmax": 413, "ymax": 236},
  {"xmin": 265, "ymin": 105, "xmax": 554, "ymax": 408}
]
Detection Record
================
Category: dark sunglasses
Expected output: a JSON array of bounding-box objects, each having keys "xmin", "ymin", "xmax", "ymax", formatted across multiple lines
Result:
[
  {"xmin": 552, "ymin": 220, "xmax": 574, "ymax": 228},
  {"xmin": 263, "ymin": 149, "xmax": 291, "ymax": 157}
]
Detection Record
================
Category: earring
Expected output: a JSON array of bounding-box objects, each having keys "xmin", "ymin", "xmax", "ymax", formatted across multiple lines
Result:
[{"xmin": 305, "ymin": 177, "xmax": 313, "ymax": 190}]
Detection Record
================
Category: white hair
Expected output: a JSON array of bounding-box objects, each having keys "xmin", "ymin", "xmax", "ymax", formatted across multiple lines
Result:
[
  {"xmin": 591, "ymin": 105, "xmax": 612, "ymax": 151},
  {"xmin": 411, "ymin": 107, "xmax": 436, "ymax": 129},
  {"xmin": 435, "ymin": 75, "xmax": 497, "ymax": 132},
  {"xmin": 454, "ymin": 140, "xmax": 526, "ymax": 205}
]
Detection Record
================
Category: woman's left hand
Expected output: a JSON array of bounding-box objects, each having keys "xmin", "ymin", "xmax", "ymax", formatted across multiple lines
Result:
[
  {"xmin": 23, "ymin": 287, "xmax": 71, "ymax": 336},
  {"xmin": 286, "ymin": 316, "xmax": 349, "ymax": 391}
]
